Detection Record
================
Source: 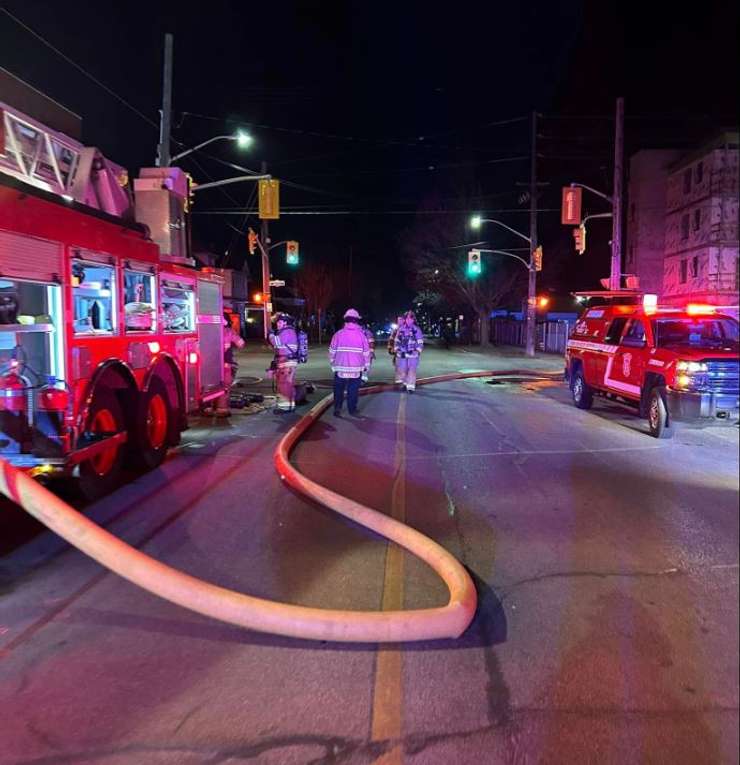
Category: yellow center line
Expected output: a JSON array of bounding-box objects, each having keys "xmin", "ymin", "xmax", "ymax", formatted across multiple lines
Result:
[{"xmin": 370, "ymin": 394, "xmax": 406, "ymax": 764}]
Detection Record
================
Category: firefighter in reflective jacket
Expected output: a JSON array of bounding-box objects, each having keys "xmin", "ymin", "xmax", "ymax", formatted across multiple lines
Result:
[
  {"xmin": 394, "ymin": 311, "xmax": 424, "ymax": 392},
  {"xmin": 268, "ymin": 313, "xmax": 299, "ymax": 414},
  {"xmin": 329, "ymin": 308, "xmax": 370, "ymax": 416},
  {"xmin": 361, "ymin": 322, "xmax": 376, "ymax": 383},
  {"xmin": 214, "ymin": 312, "xmax": 245, "ymax": 417}
]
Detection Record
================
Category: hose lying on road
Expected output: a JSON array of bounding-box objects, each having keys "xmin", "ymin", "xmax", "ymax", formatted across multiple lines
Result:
[{"xmin": 1, "ymin": 369, "xmax": 559, "ymax": 643}]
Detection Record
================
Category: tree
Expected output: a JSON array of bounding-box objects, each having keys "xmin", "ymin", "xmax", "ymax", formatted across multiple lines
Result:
[
  {"xmin": 295, "ymin": 263, "xmax": 335, "ymax": 342},
  {"xmin": 400, "ymin": 206, "xmax": 525, "ymax": 345}
]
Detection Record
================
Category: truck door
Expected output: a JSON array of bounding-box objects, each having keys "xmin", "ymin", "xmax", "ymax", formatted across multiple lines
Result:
[
  {"xmin": 196, "ymin": 277, "xmax": 224, "ymax": 398},
  {"xmin": 598, "ymin": 316, "xmax": 628, "ymax": 389},
  {"xmin": 607, "ymin": 318, "xmax": 646, "ymax": 401}
]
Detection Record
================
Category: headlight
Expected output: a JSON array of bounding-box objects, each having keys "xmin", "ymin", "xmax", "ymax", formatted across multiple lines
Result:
[{"xmin": 676, "ymin": 360, "xmax": 708, "ymax": 373}]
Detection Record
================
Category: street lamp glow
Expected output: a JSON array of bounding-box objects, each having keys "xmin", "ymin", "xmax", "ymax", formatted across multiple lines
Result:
[
  {"xmin": 470, "ymin": 215, "xmax": 482, "ymax": 229},
  {"xmin": 235, "ymin": 130, "xmax": 253, "ymax": 148}
]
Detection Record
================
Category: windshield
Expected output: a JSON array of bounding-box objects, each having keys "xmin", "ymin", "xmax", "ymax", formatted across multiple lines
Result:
[{"xmin": 652, "ymin": 317, "xmax": 739, "ymax": 350}]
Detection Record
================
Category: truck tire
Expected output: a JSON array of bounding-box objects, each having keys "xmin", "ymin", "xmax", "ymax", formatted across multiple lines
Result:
[
  {"xmin": 647, "ymin": 386, "xmax": 673, "ymax": 439},
  {"xmin": 78, "ymin": 387, "xmax": 126, "ymax": 500},
  {"xmin": 571, "ymin": 368, "xmax": 594, "ymax": 410},
  {"xmin": 129, "ymin": 376, "xmax": 174, "ymax": 471}
]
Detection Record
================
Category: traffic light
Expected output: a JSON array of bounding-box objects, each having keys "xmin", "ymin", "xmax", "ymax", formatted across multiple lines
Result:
[
  {"xmin": 286, "ymin": 240, "xmax": 299, "ymax": 266},
  {"xmin": 248, "ymin": 228, "xmax": 258, "ymax": 255},
  {"xmin": 467, "ymin": 249, "xmax": 482, "ymax": 277},
  {"xmin": 533, "ymin": 245, "xmax": 543, "ymax": 271},
  {"xmin": 573, "ymin": 224, "xmax": 586, "ymax": 254},
  {"xmin": 253, "ymin": 292, "xmax": 263, "ymax": 303},
  {"xmin": 537, "ymin": 296, "xmax": 550, "ymax": 309}
]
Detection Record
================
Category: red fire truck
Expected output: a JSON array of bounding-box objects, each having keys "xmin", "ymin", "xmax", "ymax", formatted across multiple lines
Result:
[
  {"xmin": 0, "ymin": 101, "xmax": 226, "ymax": 498},
  {"xmin": 565, "ymin": 291, "xmax": 739, "ymax": 438}
]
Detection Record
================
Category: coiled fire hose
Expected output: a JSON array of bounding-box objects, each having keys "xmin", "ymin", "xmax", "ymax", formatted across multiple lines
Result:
[{"xmin": 0, "ymin": 369, "xmax": 558, "ymax": 642}]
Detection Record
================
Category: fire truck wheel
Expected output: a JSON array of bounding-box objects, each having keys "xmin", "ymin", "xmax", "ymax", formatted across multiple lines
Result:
[
  {"xmin": 647, "ymin": 386, "xmax": 673, "ymax": 439},
  {"xmin": 78, "ymin": 388, "xmax": 126, "ymax": 500},
  {"xmin": 571, "ymin": 369, "xmax": 593, "ymax": 410},
  {"xmin": 131, "ymin": 377, "xmax": 173, "ymax": 470}
]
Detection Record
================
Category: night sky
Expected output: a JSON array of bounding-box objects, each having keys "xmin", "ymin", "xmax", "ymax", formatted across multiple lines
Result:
[{"xmin": 2, "ymin": 1, "xmax": 737, "ymax": 320}]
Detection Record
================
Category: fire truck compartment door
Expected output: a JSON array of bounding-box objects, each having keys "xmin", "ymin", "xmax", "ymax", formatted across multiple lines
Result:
[
  {"xmin": 197, "ymin": 279, "xmax": 223, "ymax": 394},
  {"xmin": 0, "ymin": 230, "xmax": 62, "ymax": 282}
]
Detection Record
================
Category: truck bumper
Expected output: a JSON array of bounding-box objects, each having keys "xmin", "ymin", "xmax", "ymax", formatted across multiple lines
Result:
[{"xmin": 667, "ymin": 389, "xmax": 740, "ymax": 424}]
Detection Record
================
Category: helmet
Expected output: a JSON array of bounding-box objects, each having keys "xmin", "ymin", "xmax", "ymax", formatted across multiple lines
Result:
[
  {"xmin": 274, "ymin": 312, "xmax": 294, "ymax": 326},
  {"xmin": 343, "ymin": 308, "xmax": 361, "ymax": 320}
]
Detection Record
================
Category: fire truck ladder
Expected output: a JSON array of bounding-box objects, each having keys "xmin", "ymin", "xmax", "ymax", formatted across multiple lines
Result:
[{"xmin": 0, "ymin": 102, "xmax": 133, "ymax": 218}]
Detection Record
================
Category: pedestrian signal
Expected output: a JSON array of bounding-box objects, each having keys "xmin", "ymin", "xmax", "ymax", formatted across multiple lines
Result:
[
  {"xmin": 573, "ymin": 225, "xmax": 586, "ymax": 254},
  {"xmin": 467, "ymin": 249, "xmax": 482, "ymax": 277},
  {"xmin": 248, "ymin": 228, "xmax": 258, "ymax": 255},
  {"xmin": 533, "ymin": 245, "xmax": 543, "ymax": 271},
  {"xmin": 286, "ymin": 240, "xmax": 299, "ymax": 265}
]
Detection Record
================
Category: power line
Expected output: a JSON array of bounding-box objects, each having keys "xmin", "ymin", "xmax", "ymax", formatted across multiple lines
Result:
[
  {"xmin": 194, "ymin": 208, "xmax": 562, "ymax": 216},
  {"xmin": 1, "ymin": 8, "xmax": 159, "ymax": 131}
]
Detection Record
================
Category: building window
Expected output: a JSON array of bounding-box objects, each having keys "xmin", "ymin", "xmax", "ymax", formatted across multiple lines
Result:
[
  {"xmin": 693, "ymin": 209, "xmax": 701, "ymax": 231},
  {"xmin": 695, "ymin": 161, "xmax": 704, "ymax": 184},
  {"xmin": 681, "ymin": 214, "xmax": 690, "ymax": 240},
  {"xmin": 71, "ymin": 261, "xmax": 116, "ymax": 334},
  {"xmin": 679, "ymin": 260, "xmax": 688, "ymax": 284},
  {"xmin": 690, "ymin": 256, "xmax": 699, "ymax": 279},
  {"xmin": 683, "ymin": 168, "xmax": 692, "ymax": 194}
]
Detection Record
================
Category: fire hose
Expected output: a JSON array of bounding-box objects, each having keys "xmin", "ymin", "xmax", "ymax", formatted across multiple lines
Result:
[{"xmin": 0, "ymin": 369, "xmax": 559, "ymax": 643}]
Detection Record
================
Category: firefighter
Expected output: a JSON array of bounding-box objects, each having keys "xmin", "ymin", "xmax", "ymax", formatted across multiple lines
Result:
[
  {"xmin": 329, "ymin": 308, "xmax": 370, "ymax": 417},
  {"xmin": 388, "ymin": 315, "xmax": 405, "ymax": 384},
  {"xmin": 361, "ymin": 321, "xmax": 376, "ymax": 384},
  {"xmin": 394, "ymin": 310, "xmax": 424, "ymax": 392},
  {"xmin": 213, "ymin": 312, "xmax": 246, "ymax": 417},
  {"xmin": 268, "ymin": 313, "xmax": 299, "ymax": 414}
]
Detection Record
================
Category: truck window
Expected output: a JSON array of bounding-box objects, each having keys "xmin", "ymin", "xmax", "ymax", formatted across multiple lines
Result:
[
  {"xmin": 604, "ymin": 317, "xmax": 628, "ymax": 345},
  {"xmin": 160, "ymin": 279, "xmax": 194, "ymax": 333},
  {"xmin": 652, "ymin": 318, "xmax": 739, "ymax": 350},
  {"xmin": 71, "ymin": 261, "xmax": 116, "ymax": 334},
  {"xmin": 622, "ymin": 319, "xmax": 646, "ymax": 344},
  {"xmin": 124, "ymin": 270, "xmax": 156, "ymax": 332}
]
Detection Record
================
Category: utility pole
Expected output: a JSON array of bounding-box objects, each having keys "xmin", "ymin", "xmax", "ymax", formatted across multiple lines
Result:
[
  {"xmin": 610, "ymin": 96, "xmax": 624, "ymax": 290},
  {"xmin": 525, "ymin": 110, "xmax": 538, "ymax": 358},
  {"xmin": 260, "ymin": 160, "xmax": 272, "ymax": 339},
  {"xmin": 156, "ymin": 33, "xmax": 173, "ymax": 167}
]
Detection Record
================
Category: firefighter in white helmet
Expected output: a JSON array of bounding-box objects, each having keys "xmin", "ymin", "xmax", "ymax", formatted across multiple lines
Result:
[
  {"xmin": 329, "ymin": 308, "xmax": 370, "ymax": 416},
  {"xmin": 268, "ymin": 313, "xmax": 299, "ymax": 414}
]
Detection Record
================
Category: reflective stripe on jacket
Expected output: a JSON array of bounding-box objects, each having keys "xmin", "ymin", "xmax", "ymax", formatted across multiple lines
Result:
[{"xmin": 329, "ymin": 324, "xmax": 370, "ymax": 378}]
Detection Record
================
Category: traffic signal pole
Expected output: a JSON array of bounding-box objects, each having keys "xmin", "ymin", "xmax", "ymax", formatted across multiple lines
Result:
[
  {"xmin": 526, "ymin": 111, "xmax": 538, "ymax": 358},
  {"xmin": 610, "ymin": 97, "xmax": 624, "ymax": 290},
  {"xmin": 261, "ymin": 160, "xmax": 271, "ymax": 340}
]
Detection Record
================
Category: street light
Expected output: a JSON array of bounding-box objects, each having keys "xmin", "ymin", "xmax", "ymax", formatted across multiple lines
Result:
[
  {"xmin": 469, "ymin": 215, "xmax": 537, "ymax": 358},
  {"xmin": 169, "ymin": 130, "xmax": 253, "ymax": 164}
]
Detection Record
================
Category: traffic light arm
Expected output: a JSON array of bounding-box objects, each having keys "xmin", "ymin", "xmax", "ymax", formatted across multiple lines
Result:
[
  {"xmin": 474, "ymin": 218, "xmax": 532, "ymax": 244},
  {"xmin": 569, "ymin": 182, "xmax": 613, "ymax": 205},
  {"xmin": 476, "ymin": 249, "xmax": 534, "ymax": 271},
  {"xmin": 191, "ymin": 174, "xmax": 271, "ymax": 193},
  {"xmin": 583, "ymin": 212, "xmax": 613, "ymax": 224}
]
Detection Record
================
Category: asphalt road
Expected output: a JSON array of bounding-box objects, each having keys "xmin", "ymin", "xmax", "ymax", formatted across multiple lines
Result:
[{"xmin": 0, "ymin": 345, "xmax": 738, "ymax": 764}]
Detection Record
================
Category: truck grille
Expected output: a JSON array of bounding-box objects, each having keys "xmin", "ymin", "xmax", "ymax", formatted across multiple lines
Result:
[{"xmin": 705, "ymin": 360, "xmax": 740, "ymax": 394}]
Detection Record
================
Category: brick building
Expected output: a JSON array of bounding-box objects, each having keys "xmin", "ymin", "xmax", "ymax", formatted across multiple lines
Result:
[{"xmin": 626, "ymin": 132, "xmax": 739, "ymax": 310}]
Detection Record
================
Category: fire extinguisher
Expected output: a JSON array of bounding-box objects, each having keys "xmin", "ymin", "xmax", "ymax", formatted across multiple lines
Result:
[
  {"xmin": 35, "ymin": 376, "xmax": 71, "ymax": 456},
  {"xmin": 0, "ymin": 363, "xmax": 27, "ymax": 412}
]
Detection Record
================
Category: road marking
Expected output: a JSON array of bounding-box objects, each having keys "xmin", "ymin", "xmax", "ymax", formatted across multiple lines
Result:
[
  {"xmin": 370, "ymin": 394, "xmax": 406, "ymax": 764},
  {"xmin": 404, "ymin": 444, "xmax": 666, "ymax": 462}
]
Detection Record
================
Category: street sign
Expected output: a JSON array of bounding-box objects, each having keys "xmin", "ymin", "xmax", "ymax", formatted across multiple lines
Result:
[
  {"xmin": 258, "ymin": 179, "xmax": 280, "ymax": 219},
  {"xmin": 561, "ymin": 186, "xmax": 582, "ymax": 225},
  {"xmin": 269, "ymin": 279, "xmax": 285, "ymax": 287},
  {"xmin": 573, "ymin": 224, "xmax": 586, "ymax": 254},
  {"xmin": 286, "ymin": 240, "xmax": 299, "ymax": 265}
]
